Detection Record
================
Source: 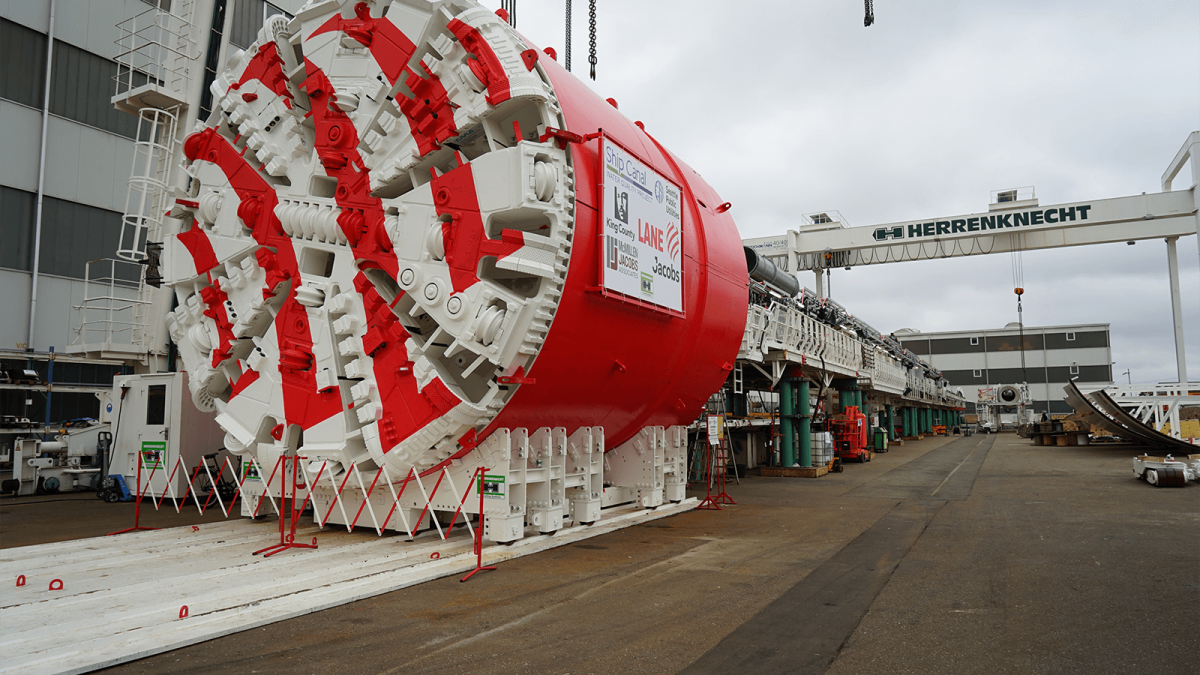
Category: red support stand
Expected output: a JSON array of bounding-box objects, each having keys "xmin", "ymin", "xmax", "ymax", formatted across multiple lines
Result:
[
  {"xmin": 697, "ymin": 436, "xmax": 736, "ymax": 510},
  {"xmin": 254, "ymin": 456, "xmax": 318, "ymax": 557},
  {"xmin": 461, "ymin": 467, "xmax": 497, "ymax": 582},
  {"xmin": 108, "ymin": 453, "xmax": 161, "ymax": 535}
]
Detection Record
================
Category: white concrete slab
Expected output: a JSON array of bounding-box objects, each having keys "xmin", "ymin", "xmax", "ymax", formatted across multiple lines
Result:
[{"xmin": 0, "ymin": 499, "xmax": 698, "ymax": 675}]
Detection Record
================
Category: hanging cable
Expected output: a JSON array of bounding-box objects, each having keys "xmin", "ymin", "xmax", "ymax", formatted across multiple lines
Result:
[
  {"xmin": 864, "ymin": 0, "xmax": 874, "ymax": 26},
  {"xmin": 588, "ymin": 0, "xmax": 597, "ymax": 80},
  {"xmin": 564, "ymin": 0, "xmax": 572, "ymax": 71},
  {"xmin": 500, "ymin": 0, "xmax": 516, "ymax": 27},
  {"xmin": 1010, "ymin": 232, "xmax": 1029, "ymax": 413}
]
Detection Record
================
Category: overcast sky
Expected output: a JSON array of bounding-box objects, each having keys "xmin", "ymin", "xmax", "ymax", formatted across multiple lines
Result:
[{"xmin": 502, "ymin": 0, "xmax": 1199, "ymax": 385}]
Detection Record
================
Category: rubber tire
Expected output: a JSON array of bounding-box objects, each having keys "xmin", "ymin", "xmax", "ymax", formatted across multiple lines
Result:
[
  {"xmin": 1146, "ymin": 469, "xmax": 1160, "ymax": 486},
  {"xmin": 104, "ymin": 489, "xmax": 121, "ymax": 503}
]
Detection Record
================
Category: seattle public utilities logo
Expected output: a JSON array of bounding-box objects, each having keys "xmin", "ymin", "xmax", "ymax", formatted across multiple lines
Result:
[{"xmin": 655, "ymin": 180, "xmax": 664, "ymax": 204}]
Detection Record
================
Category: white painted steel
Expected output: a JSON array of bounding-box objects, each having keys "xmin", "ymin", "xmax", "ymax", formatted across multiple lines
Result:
[
  {"xmin": 27, "ymin": 0, "xmax": 56, "ymax": 350},
  {"xmin": 744, "ymin": 189, "xmax": 1198, "ymax": 272},
  {"xmin": 1165, "ymin": 237, "xmax": 1187, "ymax": 384},
  {"xmin": 0, "ymin": 500, "xmax": 696, "ymax": 675}
]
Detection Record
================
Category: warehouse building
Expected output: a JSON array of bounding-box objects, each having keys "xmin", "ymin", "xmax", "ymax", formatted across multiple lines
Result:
[
  {"xmin": 1, "ymin": 0, "xmax": 294, "ymax": 423},
  {"xmin": 895, "ymin": 323, "xmax": 1113, "ymax": 415}
]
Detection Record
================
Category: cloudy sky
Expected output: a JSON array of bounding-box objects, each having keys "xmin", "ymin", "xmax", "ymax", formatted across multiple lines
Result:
[{"xmin": 501, "ymin": 0, "xmax": 1198, "ymax": 385}]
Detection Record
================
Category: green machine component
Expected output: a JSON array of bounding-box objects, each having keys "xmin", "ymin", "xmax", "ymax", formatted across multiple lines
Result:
[
  {"xmin": 781, "ymin": 380, "xmax": 795, "ymax": 467},
  {"xmin": 799, "ymin": 380, "xmax": 812, "ymax": 468}
]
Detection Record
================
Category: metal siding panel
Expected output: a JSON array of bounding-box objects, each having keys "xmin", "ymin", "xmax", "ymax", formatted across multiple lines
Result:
[
  {"xmin": 31, "ymin": 272, "xmax": 85, "ymax": 349},
  {"xmin": 0, "ymin": 0, "xmax": 51, "ymax": 34},
  {"xmin": 0, "ymin": 99, "xmax": 44, "ymax": 192},
  {"xmin": 229, "ymin": 0, "xmax": 262, "ymax": 49},
  {"xmin": 928, "ymin": 336, "xmax": 985, "ymax": 355},
  {"xmin": 0, "ymin": 18, "xmax": 48, "ymax": 107},
  {"xmin": 0, "ymin": 186, "xmax": 36, "ymax": 271},
  {"xmin": 987, "ymin": 367, "xmax": 1045, "ymax": 384},
  {"xmin": 74, "ymin": 125, "xmax": 118, "ymax": 209},
  {"xmin": 44, "ymin": 114, "xmax": 82, "ymax": 202},
  {"xmin": 84, "ymin": 0, "xmax": 127, "ymax": 60},
  {"xmin": 0, "ymin": 268, "xmax": 33, "ymax": 347},
  {"xmin": 51, "ymin": 0, "xmax": 93, "ymax": 57},
  {"xmin": 941, "ymin": 369, "xmax": 984, "ymax": 386}
]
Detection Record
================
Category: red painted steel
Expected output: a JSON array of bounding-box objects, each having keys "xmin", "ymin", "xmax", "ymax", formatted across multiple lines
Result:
[
  {"xmin": 180, "ymin": 6, "xmax": 747, "ymax": 475},
  {"xmin": 486, "ymin": 54, "xmax": 748, "ymax": 451}
]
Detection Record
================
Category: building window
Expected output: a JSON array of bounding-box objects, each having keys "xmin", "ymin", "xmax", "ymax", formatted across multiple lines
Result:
[
  {"xmin": 229, "ymin": 0, "xmax": 291, "ymax": 49},
  {"xmin": 973, "ymin": 369, "xmax": 982, "ymax": 377},
  {"xmin": 970, "ymin": 337, "xmax": 979, "ymax": 346},
  {"xmin": 1066, "ymin": 332, "xmax": 1076, "ymax": 341},
  {"xmin": 1069, "ymin": 365, "xmax": 1080, "ymax": 375}
]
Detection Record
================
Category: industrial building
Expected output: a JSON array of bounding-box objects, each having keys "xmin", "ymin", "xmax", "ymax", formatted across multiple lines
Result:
[
  {"xmin": 894, "ymin": 323, "xmax": 1114, "ymax": 415},
  {"xmin": 1, "ymin": 0, "xmax": 296, "ymax": 425}
]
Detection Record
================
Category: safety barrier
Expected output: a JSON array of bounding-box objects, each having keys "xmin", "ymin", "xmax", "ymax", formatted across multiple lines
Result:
[{"xmin": 108, "ymin": 452, "xmax": 494, "ymax": 571}]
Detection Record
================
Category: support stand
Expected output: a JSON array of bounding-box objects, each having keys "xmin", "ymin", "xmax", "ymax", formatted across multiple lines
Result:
[
  {"xmin": 697, "ymin": 435, "xmax": 736, "ymax": 510},
  {"xmin": 461, "ymin": 467, "xmax": 497, "ymax": 582},
  {"xmin": 107, "ymin": 453, "xmax": 159, "ymax": 535},
  {"xmin": 254, "ymin": 456, "xmax": 317, "ymax": 558}
]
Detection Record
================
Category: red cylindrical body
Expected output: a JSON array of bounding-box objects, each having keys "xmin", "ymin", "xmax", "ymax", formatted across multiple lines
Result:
[{"xmin": 492, "ymin": 57, "xmax": 749, "ymax": 449}]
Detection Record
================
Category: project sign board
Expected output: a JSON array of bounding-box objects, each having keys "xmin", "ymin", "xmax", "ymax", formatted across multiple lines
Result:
[
  {"xmin": 707, "ymin": 415, "xmax": 724, "ymax": 445},
  {"xmin": 599, "ymin": 139, "xmax": 684, "ymax": 313}
]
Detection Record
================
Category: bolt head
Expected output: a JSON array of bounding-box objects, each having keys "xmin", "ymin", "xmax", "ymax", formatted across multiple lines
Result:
[
  {"xmin": 400, "ymin": 268, "xmax": 415, "ymax": 286},
  {"xmin": 423, "ymin": 283, "xmax": 439, "ymax": 301}
]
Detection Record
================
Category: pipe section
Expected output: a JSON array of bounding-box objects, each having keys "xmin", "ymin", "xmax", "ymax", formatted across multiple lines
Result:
[{"xmin": 744, "ymin": 246, "xmax": 799, "ymax": 297}]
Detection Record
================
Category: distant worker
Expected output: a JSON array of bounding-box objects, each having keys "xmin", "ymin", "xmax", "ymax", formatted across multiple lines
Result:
[{"xmin": 1040, "ymin": 412, "xmax": 1049, "ymax": 422}]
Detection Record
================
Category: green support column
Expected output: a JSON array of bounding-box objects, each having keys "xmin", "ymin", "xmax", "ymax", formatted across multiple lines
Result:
[
  {"xmin": 886, "ymin": 405, "xmax": 896, "ymax": 441},
  {"xmin": 799, "ymin": 381, "xmax": 812, "ymax": 467},
  {"xmin": 926, "ymin": 409, "xmax": 932, "ymax": 433},
  {"xmin": 731, "ymin": 391, "xmax": 748, "ymax": 417},
  {"xmin": 901, "ymin": 407, "xmax": 909, "ymax": 437},
  {"xmin": 781, "ymin": 380, "xmax": 795, "ymax": 467}
]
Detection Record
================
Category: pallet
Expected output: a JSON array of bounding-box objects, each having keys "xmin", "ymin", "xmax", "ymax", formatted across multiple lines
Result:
[
  {"xmin": 760, "ymin": 465, "xmax": 829, "ymax": 478},
  {"xmin": 1030, "ymin": 433, "xmax": 1090, "ymax": 447}
]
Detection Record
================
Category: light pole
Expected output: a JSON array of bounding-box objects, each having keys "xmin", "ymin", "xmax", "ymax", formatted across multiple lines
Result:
[{"xmin": 1121, "ymin": 369, "xmax": 1131, "ymax": 385}]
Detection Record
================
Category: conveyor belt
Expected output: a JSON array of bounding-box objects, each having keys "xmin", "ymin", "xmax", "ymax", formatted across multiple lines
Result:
[{"xmin": 1063, "ymin": 380, "xmax": 1195, "ymax": 452}]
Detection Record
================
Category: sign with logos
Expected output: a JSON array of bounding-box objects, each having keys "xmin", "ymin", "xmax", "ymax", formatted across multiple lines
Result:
[
  {"xmin": 871, "ymin": 205, "xmax": 1094, "ymax": 242},
  {"xmin": 140, "ymin": 440, "xmax": 166, "ymax": 469},
  {"xmin": 480, "ymin": 474, "xmax": 505, "ymax": 500},
  {"xmin": 599, "ymin": 139, "xmax": 684, "ymax": 313},
  {"xmin": 707, "ymin": 415, "xmax": 724, "ymax": 445}
]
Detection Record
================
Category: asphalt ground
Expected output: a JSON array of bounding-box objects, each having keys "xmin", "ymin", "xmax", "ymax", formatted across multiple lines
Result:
[{"xmin": 2, "ymin": 433, "xmax": 1196, "ymax": 674}]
